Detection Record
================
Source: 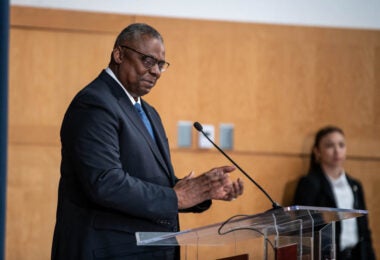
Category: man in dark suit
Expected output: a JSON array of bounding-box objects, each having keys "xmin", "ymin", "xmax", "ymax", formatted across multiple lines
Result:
[{"xmin": 51, "ymin": 23, "xmax": 244, "ymax": 259}]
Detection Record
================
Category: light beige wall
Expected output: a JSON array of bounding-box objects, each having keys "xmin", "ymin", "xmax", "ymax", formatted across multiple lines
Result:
[{"xmin": 8, "ymin": 6, "xmax": 380, "ymax": 259}]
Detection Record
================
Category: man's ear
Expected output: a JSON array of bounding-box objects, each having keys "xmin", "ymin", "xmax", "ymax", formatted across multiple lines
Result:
[{"xmin": 112, "ymin": 47, "xmax": 123, "ymax": 64}]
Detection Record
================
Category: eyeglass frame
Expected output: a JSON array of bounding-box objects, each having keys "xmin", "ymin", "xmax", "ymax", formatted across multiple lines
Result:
[{"xmin": 119, "ymin": 45, "xmax": 170, "ymax": 72}]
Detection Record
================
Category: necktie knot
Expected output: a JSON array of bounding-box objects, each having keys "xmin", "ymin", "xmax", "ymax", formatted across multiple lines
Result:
[{"xmin": 134, "ymin": 103, "xmax": 143, "ymax": 113}]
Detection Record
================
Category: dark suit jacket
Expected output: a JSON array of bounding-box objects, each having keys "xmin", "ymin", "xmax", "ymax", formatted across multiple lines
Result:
[
  {"xmin": 52, "ymin": 71, "xmax": 210, "ymax": 260},
  {"xmin": 294, "ymin": 166, "xmax": 375, "ymax": 260}
]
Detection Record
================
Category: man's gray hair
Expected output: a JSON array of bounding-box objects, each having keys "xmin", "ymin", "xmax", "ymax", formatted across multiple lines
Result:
[{"xmin": 114, "ymin": 23, "xmax": 163, "ymax": 47}]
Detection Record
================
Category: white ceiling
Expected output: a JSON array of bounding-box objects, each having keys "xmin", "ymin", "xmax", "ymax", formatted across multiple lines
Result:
[{"xmin": 10, "ymin": 0, "xmax": 380, "ymax": 30}]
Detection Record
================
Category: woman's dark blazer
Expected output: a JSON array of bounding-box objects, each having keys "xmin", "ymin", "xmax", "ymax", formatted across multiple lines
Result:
[
  {"xmin": 51, "ymin": 70, "xmax": 210, "ymax": 260},
  {"xmin": 294, "ymin": 167, "xmax": 375, "ymax": 260}
]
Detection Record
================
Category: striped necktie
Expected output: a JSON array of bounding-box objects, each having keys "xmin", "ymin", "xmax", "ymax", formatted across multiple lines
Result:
[{"xmin": 134, "ymin": 103, "xmax": 155, "ymax": 141}]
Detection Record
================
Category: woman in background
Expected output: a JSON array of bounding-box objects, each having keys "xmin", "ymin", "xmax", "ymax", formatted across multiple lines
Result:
[{"xmin": 294, "ymin": 126, "xmax": 375, "ymax": 260}]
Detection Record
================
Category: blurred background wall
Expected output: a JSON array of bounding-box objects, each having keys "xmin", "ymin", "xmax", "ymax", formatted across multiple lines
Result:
[{"xmin": 5, "ymin": 1, "xmax": 380, "ymax": 259}]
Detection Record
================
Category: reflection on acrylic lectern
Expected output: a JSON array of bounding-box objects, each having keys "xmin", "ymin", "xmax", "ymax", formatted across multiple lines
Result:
[{"xmin": 136, "ymin": 206, "xmax": 367, "ymax": 260}]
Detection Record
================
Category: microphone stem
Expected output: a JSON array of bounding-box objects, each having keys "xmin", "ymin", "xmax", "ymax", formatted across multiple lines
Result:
[{"xmin": 201, "ymin": 130, "xmax": 281, "ymax": 209}]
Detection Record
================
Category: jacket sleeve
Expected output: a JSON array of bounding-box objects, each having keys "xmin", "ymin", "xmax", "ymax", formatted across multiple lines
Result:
[
  {"xmin": 294, "ymin": 175, "xmax": 321, "ymax": 206},
  {"xmin": 179, "ymin": 200, "xmax": 212, "ymax": 213},
  {"xmin": 355, "ymin": 181, "xmax": 376, "ymax": 260}
]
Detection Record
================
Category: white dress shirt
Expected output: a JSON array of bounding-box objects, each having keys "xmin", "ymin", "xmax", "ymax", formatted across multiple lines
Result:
[{"xmin": 326, "ymin": 172, "xmax": 358, "ymax": 250}]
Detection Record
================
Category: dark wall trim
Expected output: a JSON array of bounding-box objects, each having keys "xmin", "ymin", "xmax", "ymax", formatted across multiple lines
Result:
[{"xmin": 0, "ymin": 1, "xmax": 10, "ymax": 259}]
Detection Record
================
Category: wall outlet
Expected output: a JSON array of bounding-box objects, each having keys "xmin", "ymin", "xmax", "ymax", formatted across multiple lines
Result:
[
  {"xmin": 198, "ymin": 124, "xmax": 215, "ymax": 149},
  {"xmin": 177, "ymin": 121, "xmax": 192, "ymax": 148},
  {"xmin": 220, "ymin": 123, "xmax": 234, "ymax": 150}
]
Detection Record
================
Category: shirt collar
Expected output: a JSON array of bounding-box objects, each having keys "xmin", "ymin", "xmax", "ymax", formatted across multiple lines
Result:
[
  {"xmin": 105, "ymin": 67, "xmax": 140, "ymax": 105},
  {"xmin": 326, "ymin": 170, "xmax": 348, "ymax": 186}
]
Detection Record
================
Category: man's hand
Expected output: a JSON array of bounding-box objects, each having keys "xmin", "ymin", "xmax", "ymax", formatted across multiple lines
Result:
[
  {"xmin": 219, "ymin": 177, "xmax": 244, "ymax": 201},
  {"xmin": 174, "ymin": 166, "xmax": 244, "ymax": 209}
]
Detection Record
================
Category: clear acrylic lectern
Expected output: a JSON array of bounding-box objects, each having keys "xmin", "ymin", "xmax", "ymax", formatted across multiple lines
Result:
[{"xmin": 136, "ymin": 206, "xmax": 367, "ymax": 260}]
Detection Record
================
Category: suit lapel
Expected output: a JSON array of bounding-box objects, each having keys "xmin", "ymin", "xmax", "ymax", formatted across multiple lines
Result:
[
  {"xmin": 320, "ymin": 173, "xmax": 338, "ymax": 207},
  {"xmin": 99, "ymin": 70, "xmax": 174, "ymax": 182},
  {"xmin": 346, "ymin": 174, "xmax": 359, "ymax": 209},
  {"xmin": 120, "ymin": 98, "xmax": 154, "ymax": 145},
  {"xmin": 142, "ymin": 101, "xmax": 176, "ymax": 184},
  {"xmin": 118, "ymin": 97, "xmax": 172, "ymax": 179}
]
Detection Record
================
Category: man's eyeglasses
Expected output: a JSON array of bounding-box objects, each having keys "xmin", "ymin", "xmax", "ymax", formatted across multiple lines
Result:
[{"xmin": 120, "ymin": 45, "xmax": 170, "ymax": 72}]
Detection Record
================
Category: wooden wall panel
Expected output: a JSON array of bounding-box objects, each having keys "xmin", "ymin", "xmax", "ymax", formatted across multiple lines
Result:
[
  {"xmin": 8, "ymin": 6, "xmax": 380, "ymax": 259},
  {"xmin": 11, "ymin": 6, "xmax": 135, "ymax": 33},
  {"xmin": 6, "ymin": 146, "xmax": 59, "ymax": 259},
  {"xmin": 138, "ymin": 16, "xmax": 380, "ymax": 157},
  {"xmin": 9, "ymin": 28, "xmax": 117, "ymax": 145}
]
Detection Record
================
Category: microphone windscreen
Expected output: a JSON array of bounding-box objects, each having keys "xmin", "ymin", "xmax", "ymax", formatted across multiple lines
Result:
[{"xmin": 193, "ymin": 122, "xmax": 203, "ymax": 132}]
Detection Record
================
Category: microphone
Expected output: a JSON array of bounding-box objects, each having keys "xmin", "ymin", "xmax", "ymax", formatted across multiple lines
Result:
[{"xmin": 193, "ymin": 121, "xmax": 281, "ymax": 209}]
